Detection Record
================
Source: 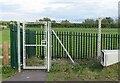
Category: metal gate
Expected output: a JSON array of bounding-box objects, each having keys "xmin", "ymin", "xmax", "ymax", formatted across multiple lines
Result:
[{"xmin": 10, "ymin": 21, "xmax": 74, "ymax": 72}]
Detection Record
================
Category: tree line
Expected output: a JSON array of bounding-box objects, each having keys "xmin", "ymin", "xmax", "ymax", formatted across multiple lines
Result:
[
  {"xmin": 0, "ymin": 17, "xmax": 118, "ymax": 28},
  {"xmin": 37, "ymin": 17, "xmax": 118, "ymax": 28}
]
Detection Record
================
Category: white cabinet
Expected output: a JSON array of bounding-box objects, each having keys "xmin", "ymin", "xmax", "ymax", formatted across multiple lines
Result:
[{"xmin": 101, "ymin": 50, "xmax": 119, "ymax": 66}]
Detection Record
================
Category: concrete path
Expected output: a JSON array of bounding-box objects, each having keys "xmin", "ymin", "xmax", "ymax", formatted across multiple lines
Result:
[{"xmin": 4, "ymin": 70, "xmax": 48, "ymax": 81}]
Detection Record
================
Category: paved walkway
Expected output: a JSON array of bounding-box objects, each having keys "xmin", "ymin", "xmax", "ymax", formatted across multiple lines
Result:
[{"xmin": 4, "ymin": 70, "xmax": 48, "ymax": 81}]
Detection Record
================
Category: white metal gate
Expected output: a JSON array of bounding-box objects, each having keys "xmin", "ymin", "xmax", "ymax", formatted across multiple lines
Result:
[
  {"xmin": 17, "ymin": 21, "xmax": 51, "ymax": 72},
  {"xmin": 17, "ymin": 21, "xmax": 74, "ymax": 72}
]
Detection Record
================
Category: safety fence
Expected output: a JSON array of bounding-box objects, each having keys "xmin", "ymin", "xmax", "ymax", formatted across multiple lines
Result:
[{"xmin": 10, "ymin": 24, "xmax": 119, "ymax": 68}]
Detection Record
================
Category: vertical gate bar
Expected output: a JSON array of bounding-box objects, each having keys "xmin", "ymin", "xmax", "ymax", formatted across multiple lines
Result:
[
  {"xmin": 17, "ymin": 22, "xmax": 21, "ymax": 72},
  {"xmin": 40, "ymin": 31, "xmax": 42, "ymax": 57},
  {"xmin": 36, "ymin": 31, "xmax": 37, "ymax": 56},
  {"xmin": 42, "ymin": 31, "xmax": 44, "ymax": 59},
  {"xmin": 47, "ymin": 21, "xmax": 51, "ymax": 72},
  {"xmin": 45, "ymin": 22, "xmax": 48, "ymax": 68},
  {"xmin": 23, "ymin": 22, "xmax": 26, "ymax": 68},
  {"xmin": 52, "ymin": 32, "xmax": 53, "ymax": 59},
  {"xmin": 28, "ymin": 30, "xmax": 30, "ymax": 58},
  {"xmin": 38, "ymin": 31, "xmax": 40, "ymax": 56}
]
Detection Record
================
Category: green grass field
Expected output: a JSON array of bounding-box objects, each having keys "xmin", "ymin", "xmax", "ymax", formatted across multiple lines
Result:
[
  {"xmin": 27, "ymin": 27, "xmax": 118, "ymax": 34},
  {"xmin": 2, "ymin": 28, "xmax": 10, "ymax": 44}
]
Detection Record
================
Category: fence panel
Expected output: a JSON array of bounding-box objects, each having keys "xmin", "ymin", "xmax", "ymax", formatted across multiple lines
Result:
[{"xmin": 10, "ymin": 27, "xmax": 120, "ymax": 69}]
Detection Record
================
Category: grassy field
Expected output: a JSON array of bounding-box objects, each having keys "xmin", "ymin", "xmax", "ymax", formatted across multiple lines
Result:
[
  {"xmin": 48, "ymin": 59, "xmax": 119, "ymax": 81},
  {"xmin": 2, "ymin": 28, "xmax": 10, "ymax": 44},
  {"xmin": 2, "ymin": 27, "xmax": 118, "ymax": 45},
  {"xmin": 27, "ymin": 27, "xmax": 118, "ymax": 34},
  {"xmin": 0, "ymin": 31, "xmax": 2, "ymax": 44}
]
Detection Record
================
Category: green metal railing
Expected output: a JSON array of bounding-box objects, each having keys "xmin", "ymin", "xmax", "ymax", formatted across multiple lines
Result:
[{"xmin": 10, "ymin": 25, "xmax": 120, "ymax": 68}]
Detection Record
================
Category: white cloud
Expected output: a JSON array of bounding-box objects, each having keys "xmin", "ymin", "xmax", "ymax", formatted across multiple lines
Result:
[{"xmin": 0, "ymin": 0, "xmax": 119, "ymax": 21}]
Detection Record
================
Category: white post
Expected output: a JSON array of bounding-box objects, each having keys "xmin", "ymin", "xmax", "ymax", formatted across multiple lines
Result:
[
  {"xmin": 23, "ymin": 22, "xmax": 26, "ymax": 68},
  {"xmin": 17, "ymin": 22, "xmax": 21, "ymax": 72},
  {"xmin": 47, "ymin": 21, "xmax": 51, "ymax": 72},
  {"xmin": 97, "ymin": 17, "xmax": 102, "ymax": 58},
  {"xmin": 44, "ymin": 22, "xmax": 47, "ymax": 68}
]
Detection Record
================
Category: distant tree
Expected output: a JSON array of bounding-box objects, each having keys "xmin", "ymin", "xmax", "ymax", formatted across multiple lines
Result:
[
  {"xmin": 102, "ymin": 17, "xmax": 114, "ymax": 28},
  {"xmin": 102, "ymin": 17, "xmax": 114, "ymax": 24},
  {"xmin": 43, "ymin": 17, "xmax": 51, "ymax": 21},
  {"xmin": 39, "ymin": 17, "xmax": 51, "ymax": 22},
  {"xmin": 61, "ymin": 20, "xmax": 70, "ymax": 24},
  {"xmin": 82, "ymin": 19, "xmax": 96, "ymax": 28},
  {"xmin": 82, "ymin": 19, "xmax": 96, "ymax": 24},
  {"xmin": 114, "ymin": 19, "xmax": 118, "ymax": 23},
  {"xmin": 51, "ymin": 20, "xmax": 56, "ymax": 23},
  {"xmin": 60, "ymin": 20, "xmax": 70, "ymax": 27},
  {"xmin": 38, "ymin": 19, "xmax": 43, "ymax": 21}
]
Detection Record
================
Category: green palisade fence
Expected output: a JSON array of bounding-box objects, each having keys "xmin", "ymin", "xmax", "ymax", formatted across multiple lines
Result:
[
  {"xmin": 35, "ymin": 31, "xmax": 119, "ymax": 59},
  {"xmin": 10, "ymin": 24, "xmax": 36, "ymax": 68},
  {"xmin": 10, "ymin": 25, "xmax": 120, "ymax": 68},
  {"xmin": 10, "ymin": 24, "xmax": 18, "ymax": 68}
]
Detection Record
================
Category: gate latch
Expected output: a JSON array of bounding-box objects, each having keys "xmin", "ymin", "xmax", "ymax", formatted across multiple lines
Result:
[{"xmin": 41, "ymin": 40, "xmax": 47, "ymax": 45}]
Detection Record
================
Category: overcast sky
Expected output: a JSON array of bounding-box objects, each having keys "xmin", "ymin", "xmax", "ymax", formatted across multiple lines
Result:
[{"xmin": 0, "ymin": 0, "xmax": 119, "ymax": 21}]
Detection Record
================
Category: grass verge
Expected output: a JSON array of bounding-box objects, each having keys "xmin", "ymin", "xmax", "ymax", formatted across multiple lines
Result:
[
  {"xmin": 48, "ymin": 59, "xmax": 118, "ymax": 81},
  {"xmin": 2, "ymin": 65, "xmax": 17, "ymax": 80}
]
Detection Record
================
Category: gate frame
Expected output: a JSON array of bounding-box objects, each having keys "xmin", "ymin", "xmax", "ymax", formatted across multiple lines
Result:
[
  {"xmin": 17, "ymin": 21, "xmax": 51, "ymax": 72},
  {"xmin": 17, "ymin": 21, "xmax": 75, "ymax": 72}
]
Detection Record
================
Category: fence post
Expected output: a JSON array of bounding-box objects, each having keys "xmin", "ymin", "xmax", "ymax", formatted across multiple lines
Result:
[
  {"xmin": 3, "ymin": 42, "xmax": 8, "ymax": 66},
  {"xmin": 97, "ymin": 17, "xmax": 102, "ymax": 59},
  {"xmin": 17, "ymin": 22, "xmax": 21, "ymax": 72}
]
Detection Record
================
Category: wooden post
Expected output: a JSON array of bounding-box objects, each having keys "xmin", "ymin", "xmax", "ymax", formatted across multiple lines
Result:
[{"xmin": 3, "ymin": 42, "xmax": 8, "ymax": 65}]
